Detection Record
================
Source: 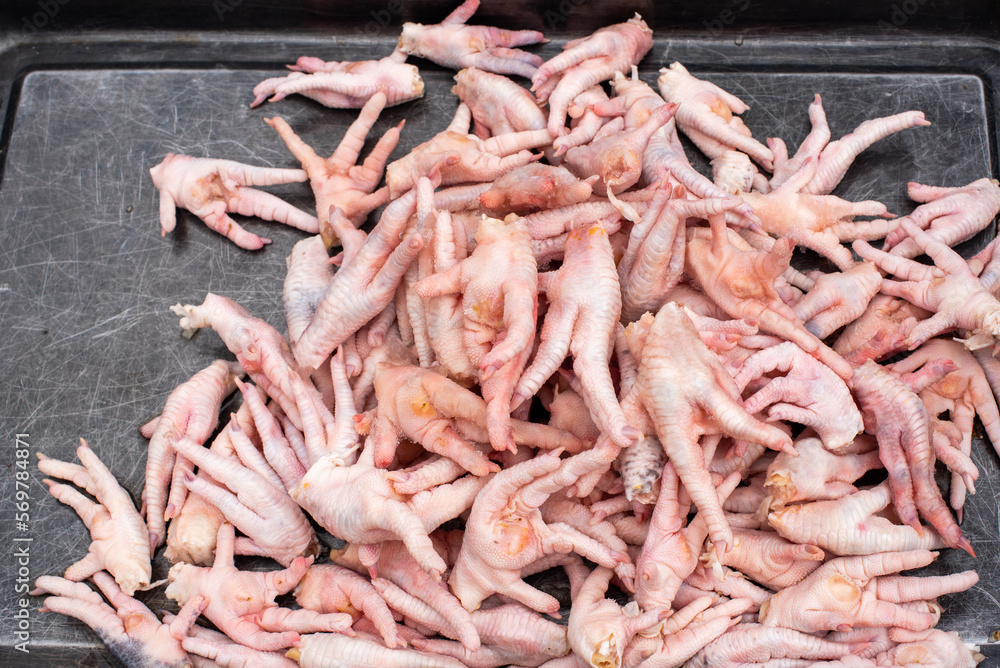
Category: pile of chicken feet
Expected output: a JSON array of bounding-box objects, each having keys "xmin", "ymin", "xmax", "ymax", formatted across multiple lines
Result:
[{"xmin": 34, "ymin": 2, "xmax": 1000, "ymax": 666}]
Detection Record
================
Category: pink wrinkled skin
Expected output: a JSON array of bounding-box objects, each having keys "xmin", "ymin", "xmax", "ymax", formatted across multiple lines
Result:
[{"xmin": 37, "ymin": 13, "xmax": 997, "ymax": 668}]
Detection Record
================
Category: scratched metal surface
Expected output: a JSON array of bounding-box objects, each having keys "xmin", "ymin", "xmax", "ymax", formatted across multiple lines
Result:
[{"xmin": 0, "ymin": 31, "xmax": 999, "ymax": 666}]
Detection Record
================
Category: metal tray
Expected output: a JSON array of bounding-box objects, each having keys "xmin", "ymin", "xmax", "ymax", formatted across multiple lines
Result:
[{"xmin": 0, "ymin": 25, "xmax": 999, "ymax": 667}]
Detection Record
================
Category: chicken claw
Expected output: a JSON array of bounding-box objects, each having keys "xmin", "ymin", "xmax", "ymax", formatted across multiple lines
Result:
[
  {"xmin": 449, "ymin": 444, "xmax": 629, "ymax": 614},
  {"xmin": 568, "ymin": 566, "xmax": 666, "ymax": 668},
  {"xmin": 769, "ymin": 482, "xmax": 947, "ymax": 555},
  {"xmin": 34, "ymin": 572, "xmax": 202, "ymax": 668},
  {"xmin": 333, "ymin": 540, "xmax": 481, "ymax": 653},
  {"xmin": 657, "ymin": 62, "xmax": 773, "ymax": 170},
  {"xmin": 687, "ymin": 623, "xmax": 855, "ymax": 668},
  {"xmin": 759, "ymin": 549, "xmax": 978, "ymax": 634},
  {"xmin": 38, "ymin": 441, "xmax": 152, "ymax": 596},
  {"xmin": 292, "ymin": 442, "xmax": 487, "ymax": 579},
  {"xmin": 627, "ymin": 303, "xmax": 792, "ymax": 556},
  {"xmin": 850, "ymin": 359, "xmax": 974, "ymax": 556},
  {"xmin": 634, "ymin": 462, "xmax": 741, "ymax": 612},
  {"xmin": 266, "ymin": 91, "xmax": 402, "ymax": 233},
  {"xmin": 765, "ymin": 434, "xmax": 883, "ymax": 507},
  {"xmin": 733, "ymin": 341, "xmax": 863, "ymax": 450},
  {"xmin": 514, "ymin": 224, "xmax": 638, "ymax": 447},
  {"xmin": 533, "ymin": 14, "xmax": 653, "ymax": 137},
  {"xmin": 883, "ymin": 178, "xmax": 1000, "ymax": 258},
  {"xmin": 166, "ymin": 523, "xmax": 351, "ymax": 651},
  {"xmin": 768, "ymin": 93, "xmax": 930, "ymax": 195},
  {"xmin": 414, "ymin": 215, "xmax": 537, "ymax": 452},
  {"xmin": 398, "ymin": 0, "xmax": 545, "ymax": 79},
  {"xmin": 170, "ymin": 295, "xmax": 335, "ymax": 450},
  {"xmin": 291, "ymin": 632, "xmax": 465, "ymax": 668},
  {"xmin": 149, "ymin": 153, "xmax": 316, "ymax": 249},
  {"xmin": 685, "ymin": 214, "xmax": 852, "ymax": 380},
  {"xmin": 742, "ymin": 158, "xmax": 891, "ymax": 270},
  {"xmin": 294, "ymin": 564, "xmax": 402, "ymax": 649},
  {"xmin": 173, "ymin": 423, "xmax": 318, "ymax": 566},
  {"xmin": 453, "ymin": 66, "xmax": 548, "ymax": 139},
  {"xmin": 371, "ymin": 364, "xmax": 500, "ymax": 476},
  {"xmin": 564, "ymin": 103, "xmax": 675, "ymax": 201},
  {"xmin": 386, "ymin": 127, "xmax": 550, "ymax": 197},
  {"xmin": 793, "ymin": 262, "xmax": 882, "ymax": 339},
  {"xmin": 250, "ymin": 50, "xmax": 423, "ymax": 109},
  {"xmin": 706, "ymin": 529, "xmax": 825, "ymax": 590},
  {"xmin": 854, "ymin": 218, "xmax": 1000, "ymax": 350},
  {"xmin": 889, "ymin": 338, "xmax": 998, "ymax": 524},
  {"xmin": 294, "ymin": 189, "xmax": 424, "ymax": 371}
]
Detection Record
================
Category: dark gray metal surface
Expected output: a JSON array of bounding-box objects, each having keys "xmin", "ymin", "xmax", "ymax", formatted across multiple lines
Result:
[{"xmin": 0, "ymin": 29, "xmax": 998, "ymax": 666}]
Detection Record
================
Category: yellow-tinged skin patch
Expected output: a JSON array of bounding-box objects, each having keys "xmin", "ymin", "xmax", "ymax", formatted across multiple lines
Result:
[
  {"xmin": 827, "ymin": 574, "xmax": 861, "ymax": 603},
  {"xmin": 123, "ymin": 613, "xmax": 145, "ymax": 633},
  {"xmin": 895, "ymin": 645, "xmax": 931, "ymax": 664},
  {"xmin": 708, "ymin": 96, "xmax": 733, "ymax": 121},
  {"xmin": 934, "ymin": 373, "xmax": 963, "ymax": 399},
  {"xmin": 409, "ymin": 397, "xmax": 436, "ymax": 418},
  {"xmin": 731, "ymin": 276, "xmax": 764, "ymax": 299},
  {"xmin": 496, "ymin": 518, "xmax": 532, "ymax": 556}
]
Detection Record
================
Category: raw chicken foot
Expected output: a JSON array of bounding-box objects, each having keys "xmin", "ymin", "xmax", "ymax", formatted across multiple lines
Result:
[
  {"xmin": 768, "ymin": 93, "xmax": 930, "ymax": 195},
  {"xmin": 150, "ymin": 153, "xmax": 316, "ymax": 250},
  {"xmin": 250, "ymin": 50, "xmax": 424, "ymax": 109},
  {"xmin": 792, "ymin": 261, "xmax": 882, "ymax": 339},
  {"xmin": 759, "ymin": 549, "xmax": 978, "ymax": 634},
  {"xmin": 173, "ymin": 421, "xmax": 319, "ymax": 567},
  {"xmin": 513, "ymin": 223, "xmax": 638, "ymax": 447},
  {"xmin": 883, "ymin": 178, "xmax": 1000, "ymax": 258},
  {"xmin": 768, "ymin": 482, "xmax": 947, "ymax": 555},
  {"xmin": 633, "ymin": 462, "xmax": 741, "ymax": 612},
  {"xmin": 657, "ymin": 62, "xmax": 773, "ymax": 170},
  {"xmin": 741, "ymin": 158, "xmax": 891, "ymax": 270},
  {"xmin": 414, "ymin": 214, "xmax": 538, "ymax": 452},
  {"xmin": 294, "ymin": 564, "xmax": 403, "ymax": 649},
  {"xmin": 170, "ymin": 294, "xmax": 335, "ymax": 450},
  {"xmin": 292, "ymin": 441, "xmax": 487, "ymax": 579},
  {"xmin": 34, "ymin": 572, "xmax": 202, "ymax": 668},
  {"xmin": 685, "ymin": 214, "xmax": 853, "ymax": 380},
  {"xmin": 568, "ymin": 566, "xmax": 665, "ymax": 668},
  {"xmin": 627, "ymin": 302, "xmax": 792, "ymax": 555},
  {"xmin": 398, "ymin": 0, "xmax": 546, "ymax": 78},
  {"xmin": 165, "ymin": 523, "xmax": 352, "ymax": 651},
  {"xmin": 38, "ymin": 440, "xmax": 152, "ymax": 596},
  {"xmin": 533, "ymin": 15, "xmax": 653, "ymax": 137},
  {"xmin": 266, "ymin": 91, "xmax": 402, "ymax": 232},
  {"xmin": 854, "ymin": 218, "xmax": 1000, "ymax": 350},
  {"xmin": 293, "ymin": 188, "xmax": 425, "ymax": 371},
  {"xmin": 449, "ymin": 444, "xmax": 630, "ymax": 614},
  {"xmin": 733, "ymin": 341, "xmax": 863, "ymax": 450}
]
